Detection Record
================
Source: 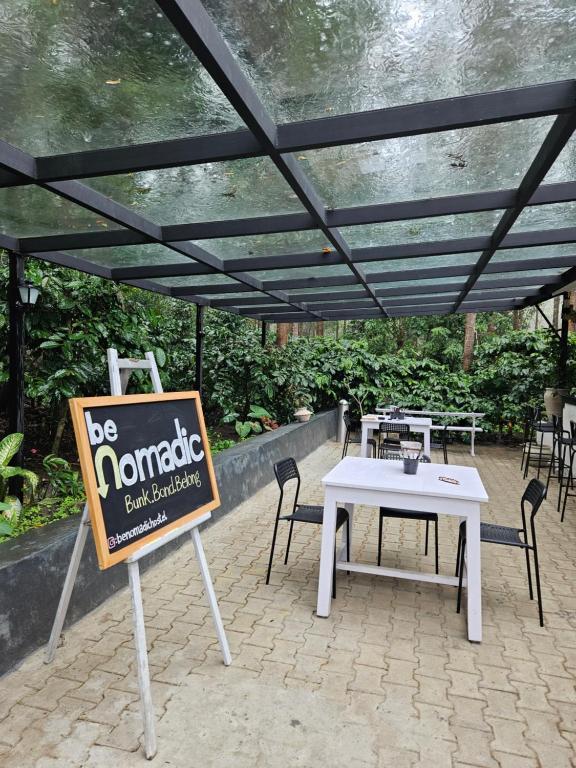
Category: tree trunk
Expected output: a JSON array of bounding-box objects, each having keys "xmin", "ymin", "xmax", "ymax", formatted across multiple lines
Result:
[
  {"xmin": 276, "ymin": 323, "xmax": 290, "ymax": 347},
  {"xmin": 462, "ymin": 313, "xmax": 476, "ymax": 371},
  {"xmin": 315, "ymin": 321, "xmax": 324, "ymax": 337},
  {"xmin": 51, "ymin": 401, "xmax": 68, "ymax": 456},
  {"xmin": 568, "ymin": 292, "xmax": 576, "ymax": 332},
  {"xmin": 512, "ymin": 309, "xmax": 522, "ymax": 331},
  {"xmin": 553, "ymin": 296, "xmax": 561, "ymax": 329},
  {"xmin": 291, "ymin": 323, "xmax": 299, "ymax": 337}
]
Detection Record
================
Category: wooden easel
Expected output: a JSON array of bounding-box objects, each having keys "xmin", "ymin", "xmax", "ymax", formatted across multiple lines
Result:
[{"xmin": 45, "ymin": 348, "xmax": 231, "ymax": 759}]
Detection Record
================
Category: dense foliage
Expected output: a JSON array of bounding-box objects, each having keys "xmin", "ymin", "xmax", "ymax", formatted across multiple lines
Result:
[{"xmin": 0, "ymin": 259, "xmax": 571, "ymax": 448}]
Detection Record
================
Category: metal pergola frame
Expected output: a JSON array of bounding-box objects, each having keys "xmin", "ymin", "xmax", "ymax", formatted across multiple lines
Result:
[{"xmin": 1, "ymin": 0, "xmax": 575, "ymax": 322}]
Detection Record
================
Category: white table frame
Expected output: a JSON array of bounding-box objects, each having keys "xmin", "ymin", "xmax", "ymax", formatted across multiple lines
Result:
[
  {"xmin": 376, "ymin": 408, "xmax": 485, "ymax": 456},
  {"xmin": 316, "ymin": 458, "xmax": 488, "ymax": 642},
  {"xmin": 360, "ymin": 415, "xmax": 432, "ymax": 458}
]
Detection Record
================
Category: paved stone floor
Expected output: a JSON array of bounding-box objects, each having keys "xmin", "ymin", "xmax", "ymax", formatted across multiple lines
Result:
[{"xmin": 1, "ymin": 441, "xmax": 576, "ymax": 767}]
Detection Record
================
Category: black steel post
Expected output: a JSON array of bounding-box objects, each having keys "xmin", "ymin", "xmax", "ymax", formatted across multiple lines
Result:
[
  {"xmin": 7, "ymin": 252, "xmax": 25, "ymax": 499},
  {"xmin": 559, "ymin": 293, "xmax": 570, "ymax": 388},
  {"xmin": 195, "ymin": 304, "xmax": 205, "ymax": 396},
  {"xmin": 261, "ymin": 321, "xmax": 267, "ymax": 347}
]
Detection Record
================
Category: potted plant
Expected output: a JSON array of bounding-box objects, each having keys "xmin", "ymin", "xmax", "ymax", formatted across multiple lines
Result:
[
  {"xmin": 293, "ymin": 393, "xmax": 313, "ymax": 423},
  {"xmin": 0, "ymin": 433, "xmax": 38, "ymax": 536}
]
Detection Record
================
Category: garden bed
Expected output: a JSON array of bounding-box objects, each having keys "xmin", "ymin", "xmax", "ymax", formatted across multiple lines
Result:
[{"xmin": 0, "ymin": 408, "xmax": 337, "ymax": 676}]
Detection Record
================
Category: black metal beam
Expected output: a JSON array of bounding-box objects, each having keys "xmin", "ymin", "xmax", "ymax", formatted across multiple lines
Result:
[
  {"xmin": 278, "ymin": 80, "xmax": 576, "ymax": 151},
  {"xmin": 154, "ymin": 0, "xmax": 383, "ymax": 317},
  {"xmin": 7, "ymin": 252, "xmax": 25, "ymax": 497},
  {"xmin": 195, "ymin": 304, "xmax": 205, "ymax": 395},
  {"xmin": 18, "ymin": 179, "xmax": 576, "ymax": 255},
  {"xmin": 5, "ymin": 81, "xmax": 571, "ymax": 187},
  {"xmin": 453, "ymin": 110, "xmax": 576, "ymax": 311}
]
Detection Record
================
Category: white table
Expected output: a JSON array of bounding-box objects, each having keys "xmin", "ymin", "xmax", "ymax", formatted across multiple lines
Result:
[
  {"xmin": 361, "ymin": 414, "xmax": 432, "ymax": 458},
  {"xmin": 376, "ymin": 408, "xmax": 485, "ymax": 456},
  {"xmin": 317, "ymin": 457, "xmax": 489, "ymax": 642}
]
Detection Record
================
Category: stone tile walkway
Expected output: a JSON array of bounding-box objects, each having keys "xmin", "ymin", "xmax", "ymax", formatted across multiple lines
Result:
[{"xmin": 1, "ymin": 441, "xmax": 576, "ymax": 767}]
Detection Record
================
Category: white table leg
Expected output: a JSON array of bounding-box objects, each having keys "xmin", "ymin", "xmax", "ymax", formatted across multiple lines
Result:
[
  {"xmin": 465, "ymin": 507, "xmax": 482, "ymax": 642},
  {"xmin": 317, "ymin": 491, "xmax": 338, "ymax": 617},
  {"xmin": 360, "ymin": 422, "xmax": 369, "ymax": 457},
  {"xmin": 423, "ymin": 427, "xmax": 431, "ymax": 458}
]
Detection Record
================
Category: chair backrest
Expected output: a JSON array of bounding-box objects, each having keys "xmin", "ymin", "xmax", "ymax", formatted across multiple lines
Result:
[
  {"xmin": 379, "ymin": 452, "xmax": 431, "ymax": 462},
  {"xmin": 571, "ymin": 420, "xmax": 576, "ymax": 441},
  {"xmin": 379, "ymin": 422, "xmax": 410, "ymax": 435},
  {"xmin": 522, "ymin": 478, "xmax": 546, "ymax": 520},
  {"xmin": 273, "ymin": 457, "xmax": 301, "ymax": 517},
  {"xmin": 274, "ymin": 457, "xmax": 300, "ymax": 490},
  {"xmin": 421, "ymin": 455, "xmax": 431, "ymax": 463},
  {"xmin": 343, "ymin": 410, "xmax": 352, "ymax": 429}
]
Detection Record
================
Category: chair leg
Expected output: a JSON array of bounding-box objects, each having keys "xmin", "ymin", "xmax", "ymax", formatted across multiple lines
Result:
[
  {"xmin": 536, "ymin": 432, "xmax": 545, "ymax": 480},
  {"xmin": 456, "ymin": 537, "xmax": 466, "ymax": 614},
  {"xmin": 545, "ymin": 435, "xmax": 556, "ymax": 492},
  {"xmin": 524, "ymin": 427, "xmax": 534, "ymax": 479},
  {"xmin": 266, "ymin": 518, "xmax": 281, "ymax": 585},
  {"xmin": 524, "ymin": 545, "xmax": 534, "ymax": 601},
  {"xmin": 377, "ymin": 512, "xmax": 383, "ymax": 567},
  {"xmin": 284, "ymin": 521, "xmax": 294, "ymax": 565},
  {"xmin": 424, "ymin": 519, "xmax": 429, "ymax": 556},
  {"xmin": 332, "ymin": 547, "xmax": 337, "ymax": 599},
  {"xmin": 561, "ymin": 454, "xmax": 573, "ymax": 522},
  {"xmin": 346, "ymin": 518, "xmax": 350, "ymax": 574},
  {"xmin": 455, "ymin": 528, "xmax": 462, "ymax": 577},
  {"xmin": 434, "ymin": 518, "xmax": 439, "ymax": 575},
  {"xmin": 532, "ymin": 545, "xmax": 544, "ymax": 627}
]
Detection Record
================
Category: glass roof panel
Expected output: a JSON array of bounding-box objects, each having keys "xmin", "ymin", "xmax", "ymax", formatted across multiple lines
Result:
[
  {"xmin": 155, "ymin": 274, "xmax": 243, "ymax": 287},
  {"xmin": 544, "ymin": 137, "xmax": 576, "ymax": 184},
  {"xmin": 362, "ymin": 253, "xmax": 481, "ymax": 273},
  {"xmin": 288, "ymin": 285, "xmax": 365, "ymax": 296},
  {"xmin": 342, "ymin": 211, "xmax": 503, "ymax": 248},
  {"xmin": 199, "ymin": 230, "xmax": 332, "ymax": 260},
  {"xmin": 510, "ymin": 202, "xmax": 576, "ymax": 233},
  {"xmin": 0, "ymin": 0, "xmax": 244, "ymax": 156},
  {"xmin": 251, "ymin": 265, "xmax": 354, "ymax": 280},
  {"xmin": 375, "ymin": 276, "xmax": 466, "ymax": 290},
  {"xmin": 478, "ymin": 268, "xmax": 566, "ymax": 282},
  {"xmin": 63, "ymin": 244, "xmax": 192, "ymax": 268},
  {"xmin": 0, "ymin": 186, "xmax": 119, "ymax": 237},
  {"xmin": 85, "ymin": 158, "xmax": 304, "ymax": 224},
  {"xmin": 492, "ymin": 244, "xmax": 576, "ymax": 263},
  {"xmin": 202, "ymin": 0, "xmax": 576, "ymax": 124},
  {"xmin": 299, "ymin": 119, "xmax": 553, "ymax": 209}
]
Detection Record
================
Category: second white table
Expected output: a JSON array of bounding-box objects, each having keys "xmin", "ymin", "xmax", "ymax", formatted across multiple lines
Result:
[{"xmin": 361, "ymin": 414, "xmax": 432, "ymax": 458}]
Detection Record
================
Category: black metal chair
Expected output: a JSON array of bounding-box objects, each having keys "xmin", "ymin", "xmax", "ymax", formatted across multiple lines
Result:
[
  {"xmin": 430, "ymin": 423, "xmax": 449, "ymax": 463},
  {"xmin": 377, "ymin": 455, "xmax": 439, "ymax": 574},
  {"xmin": 545, "ymin": 414, "xmax": 572, "ymax": 506},
  {"xmin": 523, "ymin": 406, "xmax": 554, "ymax": 480},
  {"xmin": 342, "ymin": 410, "xmax": 376, "ymax": 458},
  {"xmin": 455, "ymin": 478, "xmax": 546, "ymax": 626},
  {"xmin": 559, "ymin": 420, "xmax": 576, "ymax": 522},
  {"xmin": 266, "ymin": 457, "xmax": 350, "ymax": 597},
  {"xmin": 378, "ymin": 421, "xmax": 410, "ymax": 458}
]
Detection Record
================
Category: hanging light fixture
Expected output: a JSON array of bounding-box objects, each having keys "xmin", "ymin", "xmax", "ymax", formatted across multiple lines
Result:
[{"xmin": 17, "ymin": 279, "xmax": 40, "ymax": 308}]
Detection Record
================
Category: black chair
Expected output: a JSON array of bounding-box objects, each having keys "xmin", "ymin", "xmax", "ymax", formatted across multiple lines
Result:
[
  {"xmin": 266, "ymin": 457, "xmax": 350, "ymax": 597},
  {"xmin": 342, "ymin": 411, "xmax": 376, "ymax": 459},
  {"xmin": 559, "ymin": 420, "xmax": 576, "ymax": 522},
  {"xmin": 378, "ymin": 421, "xmax": 410, "ymax": 457},
  {"xmin": 377, "ymin": 455, "xmax": 439, "ymax": 574},
  {"xmin": 523, "ymin": 406, "xmax": 554, "ymax": 480},
  {"xmin": 430, "ymin": 423, "xmax": 449, "ymax": 463},
  {"xmin": 455, "ymin": 478, "xmax": 546, "ymax": 626},
  {"xmin": 545, "ymin": 414, "xmax": 572, "ymax": 506}
]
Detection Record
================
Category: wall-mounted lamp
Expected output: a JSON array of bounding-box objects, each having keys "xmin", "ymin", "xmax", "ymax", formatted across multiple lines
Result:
[{"xmin": 17, "ymin": 279, "xmax": 40, "ymax": 308}]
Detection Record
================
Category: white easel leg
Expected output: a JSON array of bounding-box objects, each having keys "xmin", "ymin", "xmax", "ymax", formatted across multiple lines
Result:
[
  {"xmin": 45, "ymin": 505, "xmax": 90, "ymax": 663},
  {"xmin": 191, "ymin": 527, "xmax": 231, "ymax": 666},
  {"xmin": 128, "ymin": 561, "xmax": 157, "ymax": 760}
]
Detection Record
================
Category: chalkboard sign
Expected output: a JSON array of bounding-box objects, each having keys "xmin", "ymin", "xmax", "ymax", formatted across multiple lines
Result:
[{"xmin": 69, "ymin": 392, "xmax": 219, "ymax": 569}]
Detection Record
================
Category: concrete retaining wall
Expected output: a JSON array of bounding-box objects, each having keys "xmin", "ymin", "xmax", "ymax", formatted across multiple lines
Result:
[{"xmin": 0, "ymin": 409, "xmax": 337, "ymax": 676}]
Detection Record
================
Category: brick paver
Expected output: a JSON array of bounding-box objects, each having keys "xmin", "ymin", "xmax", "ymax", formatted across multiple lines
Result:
[{"xmin": 1, "ymin": 441, "xmax": 575, "ymax": 767}]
